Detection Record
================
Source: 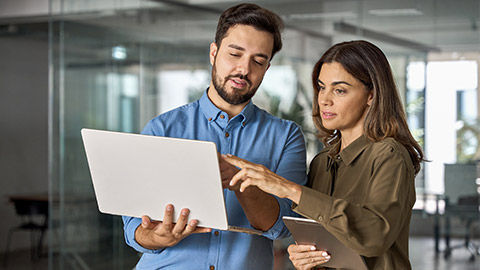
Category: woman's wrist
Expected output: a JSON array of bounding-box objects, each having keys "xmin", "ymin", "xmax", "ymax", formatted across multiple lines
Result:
[{"xmin": 286, "ymin": 182, "xmax": 302, "ymax": 204}]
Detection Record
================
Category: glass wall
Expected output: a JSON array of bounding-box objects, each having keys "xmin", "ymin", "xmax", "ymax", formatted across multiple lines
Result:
[{"xmin": 48, "ymin": 0, "xmax": 480, "ymax": 269}]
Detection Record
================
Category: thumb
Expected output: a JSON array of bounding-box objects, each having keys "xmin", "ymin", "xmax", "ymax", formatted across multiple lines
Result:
[{"xmin": 141, "ymin": 215, "xmax": 155, "ymax": 229}]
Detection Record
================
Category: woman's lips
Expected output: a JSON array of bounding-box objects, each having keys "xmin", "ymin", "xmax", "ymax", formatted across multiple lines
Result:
[{"xmin": 322, "ymin": 111, "xmax": 336, "ymax": 119}]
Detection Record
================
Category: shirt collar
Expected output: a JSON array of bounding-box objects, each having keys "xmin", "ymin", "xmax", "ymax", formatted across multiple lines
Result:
[
  {"xmin": 199, "ymin": 88, "xmax": 254, "ymax": 127},
  {"xmin": 199, "ymin": 89, "xmax": 222, "ymax": 121},
  {"xmin": 328, "ymin": 135, "xmax": 370, "ymax": 166}
]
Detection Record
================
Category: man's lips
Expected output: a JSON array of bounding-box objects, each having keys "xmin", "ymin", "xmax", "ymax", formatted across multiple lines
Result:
[
  {"xmin": 230, "ymin": 78, "xmax": 247, "ymax": 88},
  {"xmin": 227, "ymin": 75, "xmax": 251, "ymax": 89}
]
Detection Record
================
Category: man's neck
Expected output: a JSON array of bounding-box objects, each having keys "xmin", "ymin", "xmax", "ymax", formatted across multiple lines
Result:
[{"xmin": 207, "ymin": 86, "xmax": 248, "ymax": 119}]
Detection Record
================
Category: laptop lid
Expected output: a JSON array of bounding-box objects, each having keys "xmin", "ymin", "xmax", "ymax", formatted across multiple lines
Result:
[{"xmin": 81, "ymin": 128, "xmax": 230, "ymax": 230}]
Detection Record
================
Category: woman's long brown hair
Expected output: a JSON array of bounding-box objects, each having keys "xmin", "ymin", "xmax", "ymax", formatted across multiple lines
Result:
[{"xmin": 312, "ymin": 40, "xmax": 425, "ymax": 174}]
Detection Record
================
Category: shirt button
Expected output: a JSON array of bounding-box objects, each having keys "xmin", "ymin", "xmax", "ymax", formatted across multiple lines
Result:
[
  {"xmin": 214, "ymin": 231, "xmax": 219, "ymax": 236},
  {"xmin": 318, "ymin": 216, "xmax": 324, "ymax": 221},
  {"xmin": 208, "ymin": 117, "xmax": 212, "ymax": 121},
  {"xmin": 220, "ymin": 115, "xmax": 225, "ymax": 119},
  {"xmin": 242, "ymin": 122, "xmax": 246, "ymax": 126},
  {"xmin": 337, "ymin": 156, "xmax": 341, "ymax": 160},
  {"xmin": 225, "ymin": 132, "xmax": 229, "ymax": 137},
  {"xmin": 210, "ymin": 266, "xmax": 215, "ymax": 270}
]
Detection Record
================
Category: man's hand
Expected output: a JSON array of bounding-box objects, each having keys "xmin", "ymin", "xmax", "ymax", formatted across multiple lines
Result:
[
  {"xmin": 218, "ymin": 153, "xmax": 242, "ymax": 190},
  {"xmin": 136, "ymin": 204, "xmax": 211, "ymax": 249}
]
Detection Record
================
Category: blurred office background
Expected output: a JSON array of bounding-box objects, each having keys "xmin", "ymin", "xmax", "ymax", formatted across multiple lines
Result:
[{"xmin": 0, "ymin": 0, "xmax": 479, "ymax": 269}]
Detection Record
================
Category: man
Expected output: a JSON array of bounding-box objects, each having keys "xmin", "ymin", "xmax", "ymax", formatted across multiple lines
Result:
[{"xmin": 122, "ymin": 3, "xmax": 306, "ymax": 269}]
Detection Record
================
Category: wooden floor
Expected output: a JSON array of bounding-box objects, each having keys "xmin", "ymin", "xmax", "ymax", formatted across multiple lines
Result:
[{"xmin": 1, "ymin": 237, "xmax": 479, "ymax": 270}]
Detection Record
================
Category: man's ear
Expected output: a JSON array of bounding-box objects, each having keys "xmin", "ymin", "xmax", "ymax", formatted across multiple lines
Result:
[{"xmin": 209, "ymin": 42, "xmax": 218, "ymax": 65}]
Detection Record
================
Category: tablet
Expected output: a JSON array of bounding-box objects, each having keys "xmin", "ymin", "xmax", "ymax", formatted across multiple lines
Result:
[{"xmin": 283, "ymin": 216, "xmax": 368, "ymax": 270}]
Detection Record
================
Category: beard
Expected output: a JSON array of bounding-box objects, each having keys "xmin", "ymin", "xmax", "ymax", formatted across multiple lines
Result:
[{"xmin": 211, "ymin": 62, "xmax": 260, "ymax": 105}]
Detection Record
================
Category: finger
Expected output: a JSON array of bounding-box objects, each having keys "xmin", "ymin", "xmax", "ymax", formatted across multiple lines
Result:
[
  {"xmin": 172, "ymin": 208, "xmax": 190, "ymax": 234},
  {"xmin": 222, "ymin": 154, "xmax": 252, "ymax": 169},
  {"xmin": 192, "ymin": 226, "xmax": 212, "ymax": 234},
  {"xmin": 288, "ymin": 244, "xmax": 317, "ymax": 253},
  {"xmin": 223, "ymin": 178, "xmax": 241, "ymax": 190},
  {"xmin": 295, "ymin": 255, "xmax": 331, "ymax": 268},
  {"xmin": 290, "ymin": 250, "xmax": 331, "ymax": 267},
  {"xmin": 141, "ymin": 215, "xmax": 155, "ymax": 229},
  {"xmin": 229, "ymin": 168, "xmax": 249, "ymax": 187},
  {"xmin": 162, "ymin": 204, "xmax": 174, "ymax": 231},
  {"xmin": 239, "ymin": 178, "xmax": 254, "ymax": 192},
  {"xmin": 292, "ymin": 250, "xmax": 327, "ymax": 260},
  {"xmin": 182, "ymin": 220, "xmax": 213, "ymax": 234},
  {"xmin": 182, "ymin": 218, "xmax": 198, "ymax": 235}
]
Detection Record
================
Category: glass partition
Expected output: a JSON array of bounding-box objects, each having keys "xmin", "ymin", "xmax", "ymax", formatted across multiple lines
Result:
[{"xmin": 48, "ymin": 0, "xmax": 479, "ymax": 269}]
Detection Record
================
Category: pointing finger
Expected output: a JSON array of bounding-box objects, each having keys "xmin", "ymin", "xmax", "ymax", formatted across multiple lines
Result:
[{"xmin": 222, "ymin": 154, "xmax": 251, "ymax": 169}]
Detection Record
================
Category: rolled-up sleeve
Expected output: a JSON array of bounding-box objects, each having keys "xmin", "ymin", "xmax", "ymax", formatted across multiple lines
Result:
[
  {"xmin": 263, "ymin": 125, "xmax": 307, "ymax": 240},
  {"xmin": 122, "ymin": 216, "xmax": 163, "ymax": 254}
]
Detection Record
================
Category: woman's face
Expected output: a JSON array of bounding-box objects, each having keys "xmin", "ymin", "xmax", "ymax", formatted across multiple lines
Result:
[{"xmin": 317, "ymin": 62, "xmax": 373, "ymax": 138}]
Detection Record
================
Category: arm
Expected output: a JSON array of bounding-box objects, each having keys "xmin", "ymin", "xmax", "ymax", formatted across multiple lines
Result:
[
  {"xmin": 222, "ymin": 126, "xmax": 307, "ymax": 234},
  {"xmin": 218, "ymin": 154, "xmax": 280, "ymax": 231},
  {"xmin": 294, "ymin": 151, "xmax": 415, "ymax": 257}
]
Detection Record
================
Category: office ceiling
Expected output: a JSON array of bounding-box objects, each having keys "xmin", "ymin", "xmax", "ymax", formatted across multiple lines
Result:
[
  {"xmin": 74, "ymin": 0, "xmax": 479, "ymax": 54},
  {"xmin": 1, "ymin": 0, "xmax": 479, "ymax": 60}
]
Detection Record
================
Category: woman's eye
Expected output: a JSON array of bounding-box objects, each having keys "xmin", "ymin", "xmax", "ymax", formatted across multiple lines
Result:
[{"xmin": 335, "ymin": 89, "xmax": 346, "ymax": 94}]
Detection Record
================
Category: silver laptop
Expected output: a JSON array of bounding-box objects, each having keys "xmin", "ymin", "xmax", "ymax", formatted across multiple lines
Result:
[{"xmin": 81, "ymin": 128, "xmax": 261, "ymax": 235}]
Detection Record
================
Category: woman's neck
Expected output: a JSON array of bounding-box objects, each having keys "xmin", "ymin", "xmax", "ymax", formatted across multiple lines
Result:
[{"xmin": 340, "ymin": 132, "xmax": 363, "ymax": 151}]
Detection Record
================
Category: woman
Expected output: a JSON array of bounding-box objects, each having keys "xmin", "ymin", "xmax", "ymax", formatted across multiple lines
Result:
[{"xmin": 224, "ymin": 40, "xmax": 424, "ymax": 270}]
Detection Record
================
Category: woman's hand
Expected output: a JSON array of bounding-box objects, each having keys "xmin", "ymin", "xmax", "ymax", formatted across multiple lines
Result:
[
  {"xmin": 287, "ymin": 244, "xmax": 331, "ymax": 270},
  {"xmin": 222, "ymin": 154, "xmax": 302, "ymax": 203}
]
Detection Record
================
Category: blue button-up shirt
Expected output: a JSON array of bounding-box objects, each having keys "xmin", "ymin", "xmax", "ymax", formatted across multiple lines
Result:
[{"xmin": 122, "ymin": 90, "xmax": 307, "ymax": 270}]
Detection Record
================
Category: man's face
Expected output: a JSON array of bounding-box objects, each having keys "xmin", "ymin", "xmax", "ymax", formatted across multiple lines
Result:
[{"xmin": 209, "ymin": 24, "xmax": 273, "ymax": 106}]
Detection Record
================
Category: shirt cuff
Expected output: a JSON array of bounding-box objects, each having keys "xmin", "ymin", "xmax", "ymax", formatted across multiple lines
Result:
[
  {"xmin": 292, "ymin": 186, "xmax": 333, "ymax": 225},
  {"xmin": 123, "ymin": 216, "xmax": 163, "ymax": 254},
  {"xmin": 262, "ymin": 196, "xmax": 296, "ymax": 240}
]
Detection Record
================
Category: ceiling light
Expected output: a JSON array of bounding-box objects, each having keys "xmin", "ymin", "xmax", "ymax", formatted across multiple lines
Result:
[
  {"xmin": 288, "ymin": 11, "xmax": 357, "ymax": 20},
  {"xmin": 112, "ymin": 46, "xmax": 127, "ymax": 60},
  {"xmin": 369, "ymin": 9, "xmax": 422, "ymax": 16}
]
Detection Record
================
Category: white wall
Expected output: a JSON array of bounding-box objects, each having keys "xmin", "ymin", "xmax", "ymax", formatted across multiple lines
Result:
[{"xmin": 0, "ymin": 35, "xmax": 48, "ymax": 252}]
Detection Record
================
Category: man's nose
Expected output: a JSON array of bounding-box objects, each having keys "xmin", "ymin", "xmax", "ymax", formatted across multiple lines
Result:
[{"xmin": 235, "ymin": 57, "xmax": 250, "ymax": 75}]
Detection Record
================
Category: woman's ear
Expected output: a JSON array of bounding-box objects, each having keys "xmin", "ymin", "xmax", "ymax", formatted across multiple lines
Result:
[{"xmin": 367, "ymin": 92, "xmax": 373, "ymax": 106}]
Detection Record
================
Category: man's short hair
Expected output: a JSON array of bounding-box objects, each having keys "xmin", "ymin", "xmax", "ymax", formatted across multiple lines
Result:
[{"xmin": 215, "ymin": 3, "xmax": 284, "ymax": 60}]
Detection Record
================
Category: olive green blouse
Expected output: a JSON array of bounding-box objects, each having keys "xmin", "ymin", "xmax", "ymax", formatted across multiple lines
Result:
[{"xmin": 293, "ymin": 135, "xmax": 416, "ymax": 270}]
